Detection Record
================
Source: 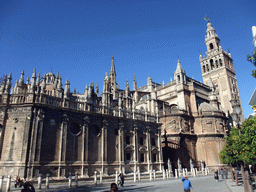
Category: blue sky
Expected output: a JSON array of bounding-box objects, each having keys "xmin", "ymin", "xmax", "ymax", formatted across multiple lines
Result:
[{"xmin": 1, "ymin": 0, "xmax": 255, "ymax": 118}]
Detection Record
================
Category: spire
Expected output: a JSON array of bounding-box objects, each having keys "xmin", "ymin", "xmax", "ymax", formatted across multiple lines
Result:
[
  {"xmin": 95, "ymin": 82, "xmax": 99, "ymax": 96},
  {"xmin": 30, "ymin": 69, "xmax": 36, "ymax": 92},
  {"xmin": 19, "ymin": 70, "xmax": 24, "ymax": 86},
  {"xmin": 64, "ymin": 79, "xmax": 70, "ymax": 97},
  {"xmin": 57, "ymin": 76, "xmax": 62, "ymax": 91},
  {"xmin": 41, "ymin": 74, "xmax": 46, "ymax": 94},
  {"xmin": 110, "ymin": 56, "xmax": 116, "ymax": 76},
  {"xmin": 133, "ymin": 74, "xmax": 137, "ymax": 91},
  {"xmin": 4, "ymin": 73, "xmax": 12, "ymax": 94},
  {"xmin": 175, "ymin": 60, "xmax": 185, "ymax": 74},
  {"xmin": 0, "ymin": 74, "xmax": 7, "ymax": 94}
]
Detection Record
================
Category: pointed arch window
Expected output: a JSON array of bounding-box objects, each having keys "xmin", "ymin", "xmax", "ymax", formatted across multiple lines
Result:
[
  {"xmin": 203, "ymin": 66, "xmax": 206, "ymax": 73},
  {"xmin": 206, "ymin": 64, "xmax": 209, "ymax": 72},
  {"xmin": 209, "ymin": 43, "xmax": 214, "ymax": 50},
  {"xmin": 210, "ymin": 59, "xmax": 214, "ymax": 70},
  {"xmin": 219, "ymin": 59, "xmax": 223, "ymax": 67},
  {"xmin": 215, "ymin": 60, "xmax": 218, "ymax": 68}
]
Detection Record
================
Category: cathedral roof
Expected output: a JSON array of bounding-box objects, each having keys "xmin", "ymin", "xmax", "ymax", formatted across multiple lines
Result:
[{"xmin": 199, "ymin": 102, "xmax": 218, "ymax": 112}]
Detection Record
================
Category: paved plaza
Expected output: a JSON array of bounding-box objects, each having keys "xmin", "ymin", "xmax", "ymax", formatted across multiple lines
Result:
[{"xmin": 7, "ymin": 175, "xmax": 244, "ymax": 192}]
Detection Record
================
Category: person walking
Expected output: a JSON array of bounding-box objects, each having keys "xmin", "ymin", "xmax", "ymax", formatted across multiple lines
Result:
[
  {"xmin": 181, "ymin": 175, "xmax": 193, "ymax": 192},
  {"xmin": 214, "ymin": 169, "xmax": 219, "ymax": 182},
  {"xmin": 220, "ymin": 168, "xmax": 224, "ymax": 180}
]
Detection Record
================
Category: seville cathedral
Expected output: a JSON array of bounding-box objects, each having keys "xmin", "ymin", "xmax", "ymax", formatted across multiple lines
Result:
[{"xmin": 0, "ymin": 21, "xmax": 243, "ymax": 178}]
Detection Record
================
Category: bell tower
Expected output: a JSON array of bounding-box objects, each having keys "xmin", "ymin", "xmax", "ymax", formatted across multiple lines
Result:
[{"xmin": 199, "ymin": 18, "xmax": 244, "ymax": 121}]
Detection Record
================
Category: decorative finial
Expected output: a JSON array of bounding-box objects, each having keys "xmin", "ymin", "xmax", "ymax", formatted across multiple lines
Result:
[{"xmin": 204, "ymin": 15, "xmax": 210, "ymax": 23}]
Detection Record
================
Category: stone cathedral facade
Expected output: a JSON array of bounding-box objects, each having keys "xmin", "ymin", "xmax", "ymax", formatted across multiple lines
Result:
[{"xmin": 0, "ymin": 21, "xmax": 243, "ymax": 178}]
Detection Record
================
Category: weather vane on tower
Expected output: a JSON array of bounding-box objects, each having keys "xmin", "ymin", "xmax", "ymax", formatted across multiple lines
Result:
[{"xmin": 204, "ymin": 15, "xmax": 210, "ymax": 23}]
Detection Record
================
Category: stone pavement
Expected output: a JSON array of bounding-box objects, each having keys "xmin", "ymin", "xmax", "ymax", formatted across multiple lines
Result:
[{"xmin": 5, "ymin": 175, "xmax": 245, "ymax": 192}]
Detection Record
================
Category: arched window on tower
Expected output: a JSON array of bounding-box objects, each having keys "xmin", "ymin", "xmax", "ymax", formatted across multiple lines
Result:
[
  {"xmin": 209, "ymin": 43, "xmax": 214, "ymax": 50},
  {"xmin": 203, "ymin": 66, "xmax": 206, "ymax": 73},
  {"xmin": 177, "ymin": 75, "xmax": 180, "ymax": 82},
  {"xmin": 206, "ymin": 64, "xmax": 209, "ymax": 72},
  {"xmin": 210, "ymin": 59, "xmax": 214, "ymax": 70},
  {"xmin": 219, "ymin": 59, "xmax": 223, "ymax": 67},
  {"xmin": 215, "ymin": 60, "xmax": 218, "ymax": 68}
]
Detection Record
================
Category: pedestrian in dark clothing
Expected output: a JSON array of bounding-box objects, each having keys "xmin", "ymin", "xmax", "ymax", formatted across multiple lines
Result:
[
  {"xmin": 225, "ymin": 168, "xmax": 228, "ymax": 179},
  {"xmin": 118, "ymin": 172, "xmax": 124, "ymax": 187},
  {"xmin": 110, "ymin": 182, "xmax": 118, "ymax": 192},
  {"xmin": 181, "ymin": 175, "xmax": 193, "ymax": 192},
  {"xmin": 214, "ymin": 169, "xmax": 219, "ymax": 182},
  {"xmin": 21, "ymin": 182, "xmax": 35, "ymax": 192}
]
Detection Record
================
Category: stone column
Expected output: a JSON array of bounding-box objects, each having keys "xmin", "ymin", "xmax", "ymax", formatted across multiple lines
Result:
[
  {"xmin": 157, "ymin": 127, "xmax": 163, "ymax": 171},
  {"xmin": 133, "ymin": 124, "xmax": 138, "ymax": 172},
  {"xmin": 119, "ymin": 122, "xmax": 124, "ymax": 172},
  {"xmin": 102, "ymin": 119, "xmax": 108, "ymax": 175},
  {"xmin": 58, "ymin": 113, "xmax": 69, "ymax": 178},
  {"xmin": 146, "ymin": 126, "xmax": 151, "ymax": 172},
  {"xmin": 82, "ymin": 116, "xmax": 90, "ymax": 176}
]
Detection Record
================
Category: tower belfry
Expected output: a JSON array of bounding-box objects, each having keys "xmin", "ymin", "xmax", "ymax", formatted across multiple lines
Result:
[{"xmin": 200, "ymin": 19, "xmax": 244, "ymax": 121}]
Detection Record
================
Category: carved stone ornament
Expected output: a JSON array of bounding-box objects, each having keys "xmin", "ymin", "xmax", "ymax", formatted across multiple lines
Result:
[
  {"xmin": 38, "ymin": 109, "xmax": 45, "ymax": 120},
  {"xmin": 83, "ymin": 115, "xmax": 90, "ymax": 125},
  {"xmin": 102, "ymin": 119, "xmax": 108, "ymax": 128},
  {"xmin": 167, "ymin": 120, "xmax": 179, "ymax": 132},
  {"xmin": 62, "ymin": 112, "xmax": 69, "ymax": 122}
]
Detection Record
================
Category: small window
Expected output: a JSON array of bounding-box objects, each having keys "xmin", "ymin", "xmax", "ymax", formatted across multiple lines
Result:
[
  {"xmin": 203, "ymin": 66, "xmax": 206, "ymax": 73},
  {"xmin": 140, "ymin": 137, "xmax": 144, "ymax": 145},
  {"xmin": 151, "ymin": 138, "xmax": 156, "ymax": 146},
  {"xmin": 152, "ymin": 154, "xmax": 157, "ymax": 162},
  {"xmin": 215, "ymin": 60, "xmax": 218, "ymax": 68},
  {"xmin": 219, "ymin": 59, "xmax": 223, "ymax": 66},
  {"xmin": 210, "ymin": 59, "xmax": 214, "ymax": 70},
  {"xmin": 70, "ymin": 122, "xmax": 81, "ymax": 135},
  {"xmin": 140, "ymin": 153, "xmax": 144, "ymax": 162},
  {"xmin": 126, "ymin": 153, "xmax": 131, "ymax": 161},
  {"xmin": 126, "ymin": 136, "xmax": 130, "ymax": 145},
  {"xmin": 206, "ymin": 64, "xmax": 209, "ymax": 71},
  {"xmin": 209, "ymin": 43, "xmax": 214, "ymax": 50}
]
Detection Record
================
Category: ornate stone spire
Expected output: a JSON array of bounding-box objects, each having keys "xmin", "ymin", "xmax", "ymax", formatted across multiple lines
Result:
[
  {"xmin": 30, "ymin": 69, "xmax": 36, "ymax": 92},
  {"xmin": 133, "ymin": 74, "xmax": 137, "ymax": 91},
  {"xmin": 41, "ymin": 74, "xmax": 46, "ymax": 94},
  {"xmin": 57, "ymin": 76, "xmax": 62, "ymax": 91},
  {"xmin": 95, "ymin": 82, "xmax": 99, "ymax": 96},
  {"xmin": 19, "ymin": 70, "xmax": 25, "ymax": 86},
  {"xmin": 4, "ymin": 73, "xmax": 12, "ymax": 94},
  {"xmin": 64, "ymin": 79, "xmax": 70, "ymax": 98},
  {"xmin": 0, "ymin": 74, "xmax": 7, "ymax": 94}
]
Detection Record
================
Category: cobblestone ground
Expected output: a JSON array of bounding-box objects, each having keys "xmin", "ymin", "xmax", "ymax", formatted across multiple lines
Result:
[{"xmin": 30, "ymin": 176, "xmax": 232, "ymax": 192}]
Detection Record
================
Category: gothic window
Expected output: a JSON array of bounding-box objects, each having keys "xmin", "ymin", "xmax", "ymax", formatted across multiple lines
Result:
[
  {"xmin": 140, "ymin": 137, "xmax": 144, "ymax": 145},
  {"xmin": 140, "ymin": 153, "xmax": 145, "ymax": 162},
  {"xmin": 209, "ymin": 43, "xmax": 214, "ymax": 50},
  {"xmin": 126, "ymin": 153, "xmax": 131, "ymax": 161},
  {"xmin": 219, "ymin": 59, "xmax": 223, "ymax": 66},
  {"xmin": 70, "ymin": 122, "xmax": 81, "ymax": 135},
  {"xmin": 152, "ymin": 153, "xmax": 157, "ymax": 162},
  {"xmin": 206, "ymin": 64, "xmax": 209, "ymax": 71},
  {"xmin": 91, "ymin": 124, "xmax": 100, "ymax": 136},
  {"xmin": 203, "ymin": 66, "xmax": 206, "ymax": 73},
  {"xmin": 151, "ymin": 138, "xmax": 156, "ymax": 146},
  {"xmin": 215, "ymin": 60, "xmax": 218, "ymax": 68},
  {"xmin": 126, "ymin": 135, "xmax": 131, "ymax": 145},
  {"xmin": 210, "ymin": 59, "xmax": 214, "ymax": 70}
]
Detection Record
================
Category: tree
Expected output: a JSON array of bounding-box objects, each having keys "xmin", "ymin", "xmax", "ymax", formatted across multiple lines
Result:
[
  {"xmin": 219, "ymin": 117, "xmax": 256, "ymax": 192},
  {"xmin": 247, "ymin": 48, "xmax": 256, "ymax": 78}
]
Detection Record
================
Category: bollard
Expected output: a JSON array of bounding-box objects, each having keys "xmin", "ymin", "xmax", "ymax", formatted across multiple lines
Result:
[
  {"xmin": 185, "ymin": 168, "xmax": 188, "ymax": 175},
  {"xmin": 195, "ymin": 168, "xmax": 197, "ymax": 176},
  {"xmin": 134, "ymin": 171, "xmax": 136, "ymax": 182},
  {"xmin": 38, "ymin": 174, "xmax": 42, "ymax": 189},
  {"xmin": 75, "ymin": 172, "xmax": 78, "ymax": 188},
  {"xmin": 175, "ymin": 169, "xmax": 178, "ymax": 178},
  {"xmin": 6, "ymin": 175, "xmax": 11, "ymax": 192},
  {"xmin": 0, "ymin": 176, "xmax": 3, "ymax": 192},
  {"xmin": 99, "ymin": 171, "xmax": 103, "ymax": 185},
  {"xmin": 46, "ymin": 173, "xmax": 50, "ymax": 189},
  {"xmin": 138, "ymin": 171, "xmax": 141, "ymax": 182},
  {"xmin": 149, "ymin": 170, "xmax": 152, "ymax": 181},
  {"xmin": 193, "ymin": 168, "xmax": 196, "ymax": 177},
  {"xmin": 166, "ymin": 170, "xmax": 169, "ymax": 179},
  {"xmin": 205, "ymin": 168, "xmax": 208, "ymax": 175},
  {"xmin": 94, "ymin": 171, "xmax": 97, "ymax": 186},
  {"xmin": 153, "ymin": 170, "xmax": 156, "ymax": 181},
  {"xmin": 115, "ymin": 171, "xmax": 118, "ymax": 184},
  {"xmin": 163, "ymin": 170, "xmax": 166, "ymax": 180},
  {"xmin": 182, "ymin": 168, "xmax": 185, "ymax": 176}
]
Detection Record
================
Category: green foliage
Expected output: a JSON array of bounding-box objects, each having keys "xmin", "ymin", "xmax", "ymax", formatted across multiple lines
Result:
[
  {"xmin": 219, "ymin": 117, "xmax": 256, "ymax": 165},
  {"xmin": 247, "ymin": 48, "xmax": 256, "ymax": 78}
]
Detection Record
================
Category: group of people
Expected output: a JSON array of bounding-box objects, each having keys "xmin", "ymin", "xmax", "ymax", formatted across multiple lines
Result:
[{"xmin": 214, "ymin": 168, "xmax": 228, "ymax": 182}]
